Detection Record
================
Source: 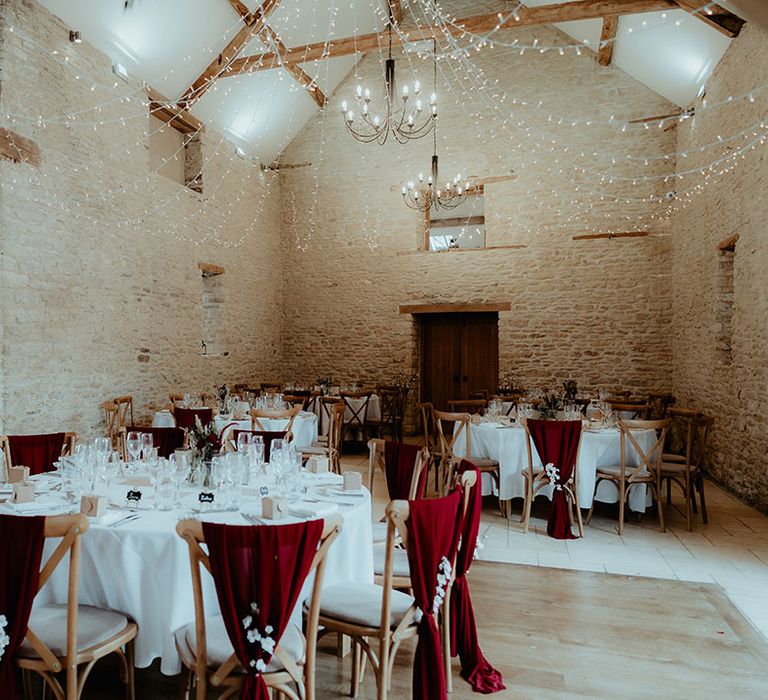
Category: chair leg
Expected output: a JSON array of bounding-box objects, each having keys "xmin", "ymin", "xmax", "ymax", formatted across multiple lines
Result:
[
  {"xmin": 684, "ymin": 474, "xmax": 693, "ymax": 532},
  {"xmin": 573, "ymin": 494, "xmax": 584, "ymax": 538},
  {"xmin": 654, "ymin": 482, "xmax": 666, "ymax": 533},
  {"xmin": 521, "ymin": 483, "xmax": 533, "ymax": 534},
  {"xmin": 697, "ymin": 475, "xmax": 709, "ymax": 524},
  {"xmin": 351, "ymin": 642, "xmax": 361, "ymax": 698},
  {"xmin": 178, "ymin": 666, "xmax": 193, "ymax": 700},
  {"xmin": 666, "ymin": 477, "xmax": 672, "ymax": 506},
  {"xmin": 618, "ymin": 483, "xmax": 626, "ymax": 537}
]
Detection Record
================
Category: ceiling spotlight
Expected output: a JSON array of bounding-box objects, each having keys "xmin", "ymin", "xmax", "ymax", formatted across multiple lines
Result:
[
  {"xmin": 69, "ymin": 30, "xmax": 82, "ymax": 44},
  {"xmin": 112, "ymin": 62, "xmax": 129, "ymax": 81}
]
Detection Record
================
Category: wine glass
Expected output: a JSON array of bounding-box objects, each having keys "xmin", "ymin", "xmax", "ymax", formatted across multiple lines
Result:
[
  {"xmin": 140, "ymin": 433, "xmax": 154, "ymax": 463},
  {"xmin": 93, "ymin": 437, "xmax": 111, "ymax": 459},
  {"xmin": 126, "ymin": 431, "xmax": 142, "ymax": 469},
  {"xmin": 237, "ymin": 432, "xmax": 252, "ymax": 454},
  {"xmin": 169, "ymin": 453, "xmax": 190, "ymax": 508}
]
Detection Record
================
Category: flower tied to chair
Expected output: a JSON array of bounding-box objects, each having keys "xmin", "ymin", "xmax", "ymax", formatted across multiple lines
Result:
[
  {"xmin": 0, "ymin": 515, "xmax": 46, "ymax": 700},
  {"xmin": 449, "ymin": 461, "xmax": 506, "ymax": 694},
  {"xmin": 527, "ymin": 419, "xmax": 582, "ymax": 540},
  {"xmin": 406, "ymin": 489, "xmax": 463, "ymax": 700},
  {"xmin": 202, "ymin": 520, "xmax": 323, "ymax": 700}
]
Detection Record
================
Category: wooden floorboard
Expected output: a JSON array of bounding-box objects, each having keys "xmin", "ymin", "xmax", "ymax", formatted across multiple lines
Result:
[{"xmin": 67, "ymin": 558, "xmax": 768, "ymax": 699}]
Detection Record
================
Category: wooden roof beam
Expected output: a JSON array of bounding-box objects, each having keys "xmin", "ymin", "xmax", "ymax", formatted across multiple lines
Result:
[
  {"xmin": 388, "ymin": 0, "xmax": 403, "ymax": 25},
  {"xmin": 598, "ymin": 15, "xmax": 619, "ymax": 65},
  {"xmin": 0, "ymin": 128, "xmax": 41, "ymax": 167},
  {"xmin": 225, "ymin": 0, "xmax": 677, "ymax": 76},
  {"xmin": 147, "ymin": 86, "xmax": 205, "ymax": 134},
  {"xmin": 672, "ymin": 1, "xmax": 745, "ymax": 37},
  {"xmin": 178, "ymin": 0, "xmax": 282, "ymax": 109}
]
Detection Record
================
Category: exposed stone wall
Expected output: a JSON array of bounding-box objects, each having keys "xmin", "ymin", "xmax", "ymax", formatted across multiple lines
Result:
[
  {"xmin": 670, "ymin": 23, "xmax": 768, "ymax": 512},
  {"xmin": 0, "ymin": 0, "xmax": 283, "ymax": 438},
  {"xmin": 278, "ymin": 16, "xmax": 677, "ymax": 402}
]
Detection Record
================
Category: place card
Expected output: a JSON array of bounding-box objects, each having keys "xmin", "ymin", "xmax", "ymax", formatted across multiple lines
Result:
[
  {"xmin": 198, "ymin": 491, "xmax": 215, "ymax": 505},
  {"xmin": 306, "ymin": 456, "xmax": 329, "ymax": 473},
  {"xmin": 126, "ymin": 489, "xmax": 143, "ymax": 505},
  {"xmin": 343, "ymin": 472, "xmax": 362, "ymax": 492},
  {"xmin": 12, "ymin": 482, "xmax": 35, "ymax": 504},
  {"xmin": 262, "ymin": 496, "xmax": 287, "ymax": 520},
  {"xmin": 80, "ymin": 494, "xmax": 108, "ymax": 518},
  {"xmin": 8, "ymin": 466, "xmax": 30, "ymax": 484}
]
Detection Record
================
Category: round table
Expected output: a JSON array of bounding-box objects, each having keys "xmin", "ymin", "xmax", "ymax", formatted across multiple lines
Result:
[
  {"xmin": 31, "ymin": 475, "xmax": 373, "ymax": 674},
  {"xmin": 213, "ymin": 412, "xmax": 318, "ymax": 450},
  {"xmin": 453, "ymin": 421, "xmax": 657, "ymax": 512}
]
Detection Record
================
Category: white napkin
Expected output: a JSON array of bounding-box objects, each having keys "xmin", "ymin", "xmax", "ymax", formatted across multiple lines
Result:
[{"xmin": 0, "ymin": 495, "xmax": 69, "ymax": 514}]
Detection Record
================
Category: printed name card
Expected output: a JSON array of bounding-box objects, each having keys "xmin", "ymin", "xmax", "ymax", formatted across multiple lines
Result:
[
  {"xmin": 198, "ymin": 492, "xmax": 215, "ymax": 504},
  {"xmin": 306, "ymin": 456, "xmax": 329, "ymax": 473},
  {"xmin": 80, "ymin": 494, "xmax": 108, "ymax": 518},
  {"xmin": 12, "ymin": 483, "xmax": 35, "ymax": 504},
  {"xmin": 262, "ymin": 496, "xmax": 286, "ymax": 520},
  {"xmin": 343, "ymin": 472, "xmax": 363, "ymax": 492},
  {"xmin": 126, "ymin": 490, "xmax": 143, "ymax": 504},
  {"xmin": 8, "ymin": 466, "xmax": 30, "ymax": 484}
]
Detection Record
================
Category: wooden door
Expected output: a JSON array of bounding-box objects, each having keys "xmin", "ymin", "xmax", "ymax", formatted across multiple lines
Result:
[{"xmin": 419, "ymin": 313, "xmax": 499, "ymax": 410}]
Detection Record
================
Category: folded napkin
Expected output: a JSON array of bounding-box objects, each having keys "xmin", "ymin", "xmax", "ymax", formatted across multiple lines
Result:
[
  {"xmin": 302, "ymin": 471, "xmax": 343, "ymax": 485},
  {"xmin": 0, "ymin": 495, "xmax": 69, "ymax": 514}
]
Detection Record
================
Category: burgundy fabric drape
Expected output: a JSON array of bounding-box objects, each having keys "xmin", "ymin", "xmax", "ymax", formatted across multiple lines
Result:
[
  {"xmin": 127, "ymin": 426, "xmax": 185, "ymax": 459},
  {"xmin": 383, "ymin": 441, "xmax": 427, "ymax": 500},
  {"xmin": 174, "ymin": 407, "xmax": 213, "ymax": 430},
  {"xmin": 405, "ymin": 490, "xmax": 463, "ymax": 700},
  {"xmin": 202, "ymin": 520, "xmax": 323, "ymax": 700},
  {"xmin": 7, "ymin": 433, "xmax": 65, "ymax": 476},
  {"xmin": 0, "ymin": 515, "xmax": 45, "ymax": 699},
  {"xmin": 233, "ymin": 430, "xmax": 287, "ymax": 463},
  {"xmin": 450, "ymin": 461, "xmax": 505, "ymax": 693},
  {"xmin": 527, "ymin": 419, "xmax": 582, "ymax": 540}
]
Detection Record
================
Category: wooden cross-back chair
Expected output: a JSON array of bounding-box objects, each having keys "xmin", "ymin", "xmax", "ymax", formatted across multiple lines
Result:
[
  {"xmin": 1, "ymin": 433, "xmax": 77, "ymax": 478},
  {"xmin": 314, "ymin": 472, "xmax": 476, "ymax": 699},
  {"xmin": 418, "ymin": 402, "xmax": 441, "ymax": 493},
  {"xmin": 646, "ymin": 393, "xmax": 676, "ymax": 420},
  {"xmin": 519, "ymin": 419, "xmax": 584, "ymax": 536},
  {"xmin": 260, "ymin": 382, "xmax": 283, "ymax": 395},
  {"xmin": 366, "ymin": 438, "xmax": 428, "ymax": 502},
  {"xmin": 605, "ymin": 401, "xmax": 650, "ymax": 419},
  {"xmin": 174, "ymin": 516, "xmax": 342, "ymax": 700},
  {"xmin": 283, "ymin": 394, "xmax": 309, "ymax": 410},
  {"xmin": 317, "ymin": 396, "xmax": 343, "ymax": 441},
  {"xmin": 447, "ymin": 399, "xmax": 488, "ymax": 415},
  {"xmin": 587, "ymin": 419, "xmax": 671, "ymax": 536},
  {"xmin": 16, "ymin": 514, "xmax": 137, "ymax": 700},
  {"xmin": 250, "ymin": 406, "xmax": 300, "ymax": 434},
  {"xmin": 661, "ymin": 408, "xmax": 714, "ymax": 531},
  {"xmin": 371, "ymin": 385, "xmax": 406, "ymax": 443},
  {"xmin": 113, "ymin": 396, "xmax": 134, "ymax": 430},
  {"xmin": 301, "ymin": 400, "xmax": 345, "ymax": 474},
  {"xmin": 340, "ymin": 390, "xmax": 372, "ymax": 448},
  {"xmin": 100, "ymin": 401, "xmax": 120, "ymax": 448},
  {"xmin": 433, "ymin": 410, "xmax": 500, "ymax": 506}
]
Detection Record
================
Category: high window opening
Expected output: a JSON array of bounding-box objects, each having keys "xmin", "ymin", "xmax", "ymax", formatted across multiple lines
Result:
[
  {"xmin": 716, "ymin": 235, "xmax": 738, "ymax": 365},
  {"xmin": 198, "ymin": 263, "xmax": 227, "ymax": 357},
  {"xmin": 149, "ymin": 115, "xmax": 203, "ymax": 193},
  {"xmin": 426, "ymin": 193, "xmax": 485, "ymax": 251}
]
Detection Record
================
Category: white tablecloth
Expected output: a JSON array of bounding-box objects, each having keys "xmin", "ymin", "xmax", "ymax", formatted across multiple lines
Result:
[
  {"xmin": 453, "ymin": 422, "xmax": 657, "ymax": 512},
  {"xmin": 33, "ymin": 478, "xmax": 373, "ymax": 674},
  {"xmin": 213, "ymin": 413, "xmax": 318, "ymax": 450},
  {"xmin": 314, "ymin": 396, "xmax": 381, "ymax": 436}
]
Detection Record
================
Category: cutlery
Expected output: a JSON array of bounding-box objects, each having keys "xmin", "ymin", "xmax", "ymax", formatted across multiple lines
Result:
[{"xmin": 108, "ymin": 513, "xmax": 140, "ymax": 528}]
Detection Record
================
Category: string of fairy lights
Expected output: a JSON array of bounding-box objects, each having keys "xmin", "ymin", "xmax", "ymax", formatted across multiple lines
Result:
[{"xmin": 0, "ymin": 0, "xmax": 765, "ymax": 249}]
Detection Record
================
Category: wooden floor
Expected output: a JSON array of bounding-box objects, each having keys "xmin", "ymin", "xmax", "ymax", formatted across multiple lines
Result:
[{"xmin": 53, "ymin": 559, "xmax": 768, "ymax": 699}]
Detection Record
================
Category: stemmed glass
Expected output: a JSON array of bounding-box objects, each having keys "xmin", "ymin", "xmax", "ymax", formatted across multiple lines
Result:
[
  {"xmin": 140, "ymin": 433, "xmax": 154, "ymax": 464},
  {"xmin": 169, "ymin": 452, "xmax": 190, "ymax": 508},
  {"xmin": 237, "ymin": 432, "xmax": 252, "ymax": 454},
  {"xmin": 126, "ymin": 431, "xmax": 142, "ymax": 471}
]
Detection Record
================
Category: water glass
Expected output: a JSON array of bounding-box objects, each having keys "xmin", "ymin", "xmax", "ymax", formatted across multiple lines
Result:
[
  {"xmin": 237, "ymin": 432, "xmax": 252, "ymax": 454},
  {"xmin": 169, "ymin": 453, "xmax": 190, "ymax": 508},
  {"xmin": 140, "ymin": 433, "xmax": 154, "ymax": 462},
  {"xmin": 126, "ymin": 431, "xmax": 142, "ymax": 468}
]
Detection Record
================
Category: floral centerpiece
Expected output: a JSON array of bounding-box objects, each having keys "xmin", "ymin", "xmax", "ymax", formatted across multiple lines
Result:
[
  {"xmin": 188, "ymin": 416, "xmax": 222, "ymax": 486},
  {"xmin": 316, "ymin": 377, "xmax": 333, "ymax": 396},
  {"xmin": 538, "ymin": 392, "xmax": 563, "ymax": 420},
  {"xmin": 497, "ymin": 374, "xmax": 516, "ymax": 395},
  {"xmin": 562, "ymin": 379, "xmax": 578, "ymax": 402}
]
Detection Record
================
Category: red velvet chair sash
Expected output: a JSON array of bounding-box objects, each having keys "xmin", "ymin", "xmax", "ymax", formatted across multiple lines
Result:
[
  {"xmin": 174, "ymin": 407, "xmax": 213, "ymax": 430},
  {"xmin": 0, "ymin": 515, "xmax": 46, "ymax": 699},
  {"xmin": 232, "ymin": 430, "xmax": 287, "ymax": 463},
  {"xmin": 450, "ymin": 461, "xmax": 506, "ymax": 693},
  {"xmin": 127, "ymin": 426, "xmax": 185, "ymax": 459},
  {"xmin": 405, "ymin": 490, "xmax": 462, "ymax": 700},
  {"xmin": 202, "ymin": 521, "xmax": 324, "ymax": 700},
  {"xmin": 527, "ymin": 419, "xmax": 582, "ymax": 540},
  {"xmin": 383, "ymin": 441, "xmax": 426, "ymax": 500},
  {"xmin": 7, "ymin": 433, "xmax": 65, "ymax": 476}
]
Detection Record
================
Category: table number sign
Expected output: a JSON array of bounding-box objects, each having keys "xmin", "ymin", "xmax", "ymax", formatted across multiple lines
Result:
[
  {"xmin": 343, "ymin": 472, "xmax": 363, "ymax": 492},
  {"xmin": 307, "ymin": 456, "xmax": 329, "ymax": 473},
  {"xmin": 262, "ymin": 496, "xmax": 286, "ymax": 520},
  {"xmin": 8, "ymin": 466, "xmax": 30, "ymax": 484},
  {"xmin": 11, "ymin": 482, "xmax": 35, "ymax": 503}
]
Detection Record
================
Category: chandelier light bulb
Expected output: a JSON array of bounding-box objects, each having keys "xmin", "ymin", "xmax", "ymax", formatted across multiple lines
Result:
[
  {"xmin": 364, "ymin": 88, "xmax": 370, "ymax": 99},
  {"xmin": 346, "ymin": 110, "xmax": 354, "ymax": 123},
  {"xmin": 430, "ymin": 93, "xmax": 437, "ymax": 104},
  {"xmin": 341, "ymin": 100, "xmax": 347, "ymax": 112},
  {"xmin": 356, "ymin": 85, "xmax": 362, "ymax": 97},
  {"xmin": 403, "ymin": 85, "xmax": 409, "ymax": 97}
]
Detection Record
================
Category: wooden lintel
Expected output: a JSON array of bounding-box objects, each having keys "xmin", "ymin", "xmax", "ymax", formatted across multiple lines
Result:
[
  {"xmin": 147, "ymin": 86, "xmax": 205, "ymax": 134},
  {"xmin": 673, "ymin": 1, "xmax": 746, "ymax": 37},
  {"xmin": 572, "ymin": 231, "xmax": 651, "ymax": 241},
  {"xmin": 400, "ymin": 302, "xmax": 512, "ymax": 314},
  {"xmin": 198, "ymin": 262, "xmax": 225, "ymax": 276},
  {"xmin": 598, "ymin": 16, "xmax": 619, "ymax": 66},
  {"xmin": 0, "ymin": 127, "xmax": 41, "ymax": 167},
  {"xmin": 430, "ymin": 215, "xmax": 485, "ymax": 229},
  {"xmin": 717, "ymin": 233, "xmax": 739, "ymax": 251},
  {"xmin": 226, "ymin": 0, "xmax": 676, "ymax": 77}
]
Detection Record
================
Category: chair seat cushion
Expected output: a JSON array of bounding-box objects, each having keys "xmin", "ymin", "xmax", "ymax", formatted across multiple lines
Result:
[
  {"xmin": 316, "ymin": 583, "xmax": 416, "ymax": 629},
  {"xmin": 19, "ymin": 605, "xmax": 129, "ymax": 657},
  {"xmin": 302, "ymin": 445, "xmax": 329, "ymax": 456},
  {"xmin": 662, "ymin": 453, "xmax": 686, "ymax": 464},
  {"xmin": 661, "ymin": 461, "xmax": 693, "ymax": 475},
  {"xmin": 175, "ymin": 616, "xmax": 304, "ymax": 672},
  {"xmin": 472, "ymin": 458, "xmax": 499, "ymax": 469},
  {"xmin": 373, "ymin": 547, "xmax": 411, "ymax": 578},
  {"xmin": 596, "ymin": 464, "xmax": 650, "ymax": 477}
]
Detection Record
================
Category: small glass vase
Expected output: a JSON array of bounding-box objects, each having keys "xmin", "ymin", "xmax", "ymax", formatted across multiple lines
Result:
[{"xmin": 190, "ymin": 457, "xmax": 212, "ymax": 489}]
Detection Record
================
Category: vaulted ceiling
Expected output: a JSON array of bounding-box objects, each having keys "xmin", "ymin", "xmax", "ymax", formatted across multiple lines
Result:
[{"xmin": 37, "ymin": 0, "xmax": 747, "ymax": 164}]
